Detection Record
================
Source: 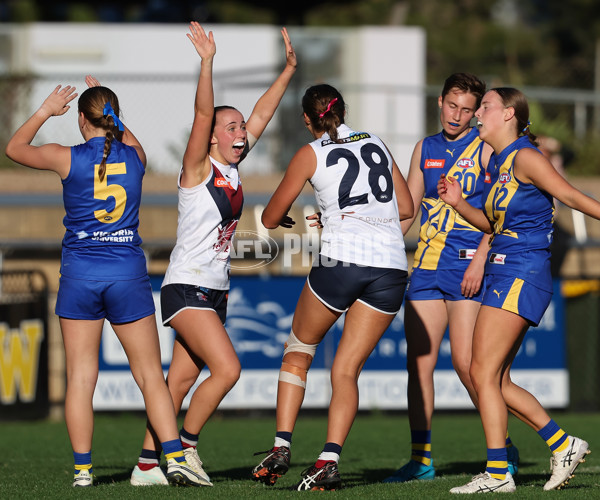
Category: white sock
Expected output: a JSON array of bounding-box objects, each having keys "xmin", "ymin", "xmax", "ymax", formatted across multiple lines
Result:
[
  {"xmin": 318, "ymin": 451, "xmax": 339, "ymax": 463},
  {"xmin": 274, "ymin": 437, "xmax": 291, "ymax": 449}
]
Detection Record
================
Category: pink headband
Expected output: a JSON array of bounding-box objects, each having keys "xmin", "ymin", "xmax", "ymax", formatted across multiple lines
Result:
[{"xmin": 319, "ymin": 98, "xmax": 338, "ymax": 118}]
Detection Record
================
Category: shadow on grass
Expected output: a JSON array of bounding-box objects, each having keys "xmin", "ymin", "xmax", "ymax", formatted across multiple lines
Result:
[
  {"xmin": 90, "ymin": 458, "xmax": 322, "ymax": 486},
  {"xmin": 509, "ymin": 470, "xmax": 593, "ymax": 490},
  {"xmin": 336, "ymin": 460, "xmax": 543, "ymax": 488},
  {"xmin": 90, "ymin": 468, "xmax": 134, "ymax": 486},
  {"xmin": 337, "ymin": 462, "xmax": 483, "ymax": 486},
  {"xmin": 74, "ymin": 463, "xmax": 597, "ymax": 492},
  {"xmin": 434, "ymin": 460, "xmax": 542, "ymax": 476},
  {"xmin": 343, "ymin": 462, "xmax": 594, "ymax": 491}
]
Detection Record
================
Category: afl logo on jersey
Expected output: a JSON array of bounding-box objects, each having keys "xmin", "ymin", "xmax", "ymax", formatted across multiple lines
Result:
[
  {"xmin": 456, "ymin": 158, "xmax": 475, "ymax": 169},
  {"xmin": 499, "ymin": 172, "xmax": 511, "ymax": 184}
]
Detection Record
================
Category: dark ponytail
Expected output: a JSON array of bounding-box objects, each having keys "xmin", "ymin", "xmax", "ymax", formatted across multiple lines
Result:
[{"xmin": 301, "ymin": 84, "xmax": 345, "ymax": 143}]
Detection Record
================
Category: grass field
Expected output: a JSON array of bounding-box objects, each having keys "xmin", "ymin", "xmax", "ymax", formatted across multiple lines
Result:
[{"xmin": 0, "ymin": 411, "xmax": 598, "ymax": 499}]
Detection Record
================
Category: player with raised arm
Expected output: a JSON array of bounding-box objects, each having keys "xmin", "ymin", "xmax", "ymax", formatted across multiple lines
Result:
[
  {"xmin": 130, "ymin": 22, "xmax": 297, "ymax": 486},
  {"xmin": 6, "ymin": 76, "xmax": 202, "ymax": 488}
]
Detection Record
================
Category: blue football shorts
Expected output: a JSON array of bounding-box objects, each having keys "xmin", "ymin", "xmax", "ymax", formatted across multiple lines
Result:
[
  {"xmin": 55, "ymin": 275, "xmax": 155, "ymax": 324},
  {"xmin": 307, "ymin": 254, "xmax": 408, "ymax": 315},
  {"xmin": 482, "ymin": 273, "xmax": 552, "ymax": 326},
  {"xmin": 406, "ymin": 267, "xmax": 484, "ymax": 302},
  {"xmin": 160, "ymin": 283, "xmax": 228, "ymax": 326}
]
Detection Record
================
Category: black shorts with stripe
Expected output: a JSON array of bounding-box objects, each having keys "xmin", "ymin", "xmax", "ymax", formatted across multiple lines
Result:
[
  {"xmin": 307, "ymin": 254, "xmax": 408, "ymax": 314},
  {"xmin": 161, "ymin": 283, "xmax": 228, "ymax": 326}
]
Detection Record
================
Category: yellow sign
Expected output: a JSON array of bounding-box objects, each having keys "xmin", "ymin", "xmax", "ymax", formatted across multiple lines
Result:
[{"xmin": 0, "ymin": 320, "xmax": 44, "ymax": 404}]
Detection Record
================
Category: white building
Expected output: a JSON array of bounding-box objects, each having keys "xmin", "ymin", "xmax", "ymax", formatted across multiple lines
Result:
[{"xmin": 0, "ymin": 22, "xmax": 425, "ymax": 175}]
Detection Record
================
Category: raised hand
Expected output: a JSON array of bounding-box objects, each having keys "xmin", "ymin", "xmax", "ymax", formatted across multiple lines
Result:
[
  {"xmin": 281, "ymin": 27, "xmax": 297, "ymax": 69},
  {"xmin": 85, "ymin": 75, "xmax": 101, "ymax": 88},
  {"xmin": 39, "ymin": 85, "xmax": 78, "ymax": 118},
  {"xmin": 187, "ymin": 21, "xmax": 216, "ymax": 60}
]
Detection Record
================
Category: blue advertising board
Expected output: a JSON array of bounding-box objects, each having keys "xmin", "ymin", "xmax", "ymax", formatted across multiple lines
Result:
[{"xmin": 93, "ymin": 276, "xmax": 567, "ymax": 410}]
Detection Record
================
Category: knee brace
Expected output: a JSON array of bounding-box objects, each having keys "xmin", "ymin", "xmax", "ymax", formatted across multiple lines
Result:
[
  {"xmin": 282, "ymin": 330, "xmax": 318, "ymax": 357},
  {"xmin": 278, "ymin": 330, "xmax": 318, "ymax": 388}
]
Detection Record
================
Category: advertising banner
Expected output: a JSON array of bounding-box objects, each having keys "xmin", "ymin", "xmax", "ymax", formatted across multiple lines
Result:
[
  {"xmin": 94, "ymin": 275, "xmax": 567, "ymax": 410},
  {"xmin": 0, "ymin": 270, "xmax": 49, "ymax": 419}
]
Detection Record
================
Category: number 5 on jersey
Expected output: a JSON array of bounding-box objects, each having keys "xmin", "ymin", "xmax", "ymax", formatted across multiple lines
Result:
[{"xmin": 94, "ymin": 162, "xmax": 127, "ymax": 223}]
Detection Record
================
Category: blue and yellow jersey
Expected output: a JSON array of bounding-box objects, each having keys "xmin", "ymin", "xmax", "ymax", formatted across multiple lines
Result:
[
  {"xmin": 483, "ymin": 136, "xmax": 554, "ymax": 291},
  {"xmin": 60, "ymin": 136, "xmax": 147, "ymax": 280},
  {"xmin": 413, "ymin": 127, "xmax": 487, "ymax": 270}
]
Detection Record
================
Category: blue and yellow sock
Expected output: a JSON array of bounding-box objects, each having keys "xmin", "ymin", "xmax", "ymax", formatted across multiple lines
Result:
[
  {"xmin": 74, "ymin": 451, "xmax": 93, "ymax": 476},
  {"xmin": 505, "ymin": 433, "xmax": 514, "ymax": 450},
  {"xmin": 411, "ymin": 430, "xmax": 432, "ymax": 466},
  {"xmin": 538, "ymin": 419, "xmax": 569, "ymax": 454},
  {"xmin": 486, "ymin": 447, "xmax": 508, "ymax": 480},
  {"xmin": 162, "ymin": 439, "xmax": 186, "ymax": 464},
  {"xmin": 180, "ymin": 427, "xmax": 198, "ymax": 449}
]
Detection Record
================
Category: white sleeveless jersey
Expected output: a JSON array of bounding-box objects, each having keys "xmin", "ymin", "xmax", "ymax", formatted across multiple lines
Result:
[
  {"xmin": 309, "ymin": 124, "xmax": 407, "ymax": 270},
  {"xmin": 162, "ymin": 158, "xmax": 244, "ymax": 290}
]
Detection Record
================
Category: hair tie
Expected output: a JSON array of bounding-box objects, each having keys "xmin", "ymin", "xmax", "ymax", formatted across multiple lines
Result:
[
  {"xmin": 319, "ymin": 98, "xmax": 338, "ymax": 118},
  {"xmin": 522, "ymin": 120, "xmax": 531, "ymax": 133},
  {"xmin": 103, "ymin": 102, "xmax": 124, "ymax": 132}
]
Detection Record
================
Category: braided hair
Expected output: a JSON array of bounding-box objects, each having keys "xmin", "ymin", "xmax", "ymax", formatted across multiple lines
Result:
[{"xmin": 77, "ymin": 86, "xmax": 124, "ymax": 181}]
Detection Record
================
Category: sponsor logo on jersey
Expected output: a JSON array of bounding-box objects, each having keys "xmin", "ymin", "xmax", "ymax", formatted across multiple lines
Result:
[
  {"xmin": 456, "ymin": 158, "xmax": 475, "ymax": 169},
  {"xmin": 489, "ymin": 253, "xmax": 506, "ymax": 264},
  {"xmin": 499, "ymin": 172, "xmax": 511, "ymax": 184},
  {"xmin": 446, "ymin": 148, "xmax": 455, "ymax": 157},
  {"xmin": 425, "ymin": 159, "xmax": 445, "ymax": 169},
  {"xmin": 91, "ymin": 229, "xmax": 135, "ymax": 243},
  {"xmin": 459, "ymin": 248, "xmax": 476, "ymax": 259},
  {"xmin": 214, "ymin": 177, "xmax": 233, "ymax": 189},
  {"xmin": 321, "ymin": 132, "xmax": 371, "ymax": 146},
  {"xmin": 485, "ymin": 172, "xmax": 492, "ymax": 183}
]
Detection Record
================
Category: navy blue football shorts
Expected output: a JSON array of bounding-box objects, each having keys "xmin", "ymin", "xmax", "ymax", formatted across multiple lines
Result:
[
  {"xmin": 406, "ymin": 267, "xmax": 484, "ymax": 302},
  {"xmin": 307, "ymin": 254, "xmax": 408, "ymax": 315},
  {"xmin": 482, "ymin": 273, "xmax": 552, "ymax": 326},
  {"xmin": 161, "ymin": 283, "xmax": 228, "ymax": 326},
  {"xmin": 55, "ymin": 275, "xmax": 155, "ymax": 323}
]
